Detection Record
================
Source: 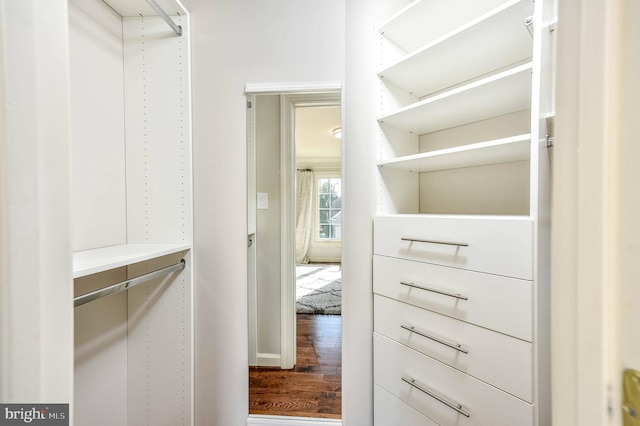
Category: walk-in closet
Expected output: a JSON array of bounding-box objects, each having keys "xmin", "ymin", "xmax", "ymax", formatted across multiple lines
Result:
[{"xmin": 69, "ymin": 0, "xmax": 193, "ymax": 424}]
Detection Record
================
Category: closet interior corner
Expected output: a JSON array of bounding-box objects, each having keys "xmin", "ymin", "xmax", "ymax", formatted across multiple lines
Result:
[{"xmin": 69, "ymin": 0, "xmax": 193, "ymax": 424}]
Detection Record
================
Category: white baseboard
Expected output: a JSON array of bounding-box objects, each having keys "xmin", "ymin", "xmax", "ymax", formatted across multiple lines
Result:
[
  {"xmin": 247, "ymin": 415, "xmax": 342, "ymax": 426},
  {"xmin": 256, "ymin": 353, "xmax": 281, "ymax": 367}
]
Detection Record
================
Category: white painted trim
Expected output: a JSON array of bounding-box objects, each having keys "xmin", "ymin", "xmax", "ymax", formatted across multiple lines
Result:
[
  {"xmin": 245, "ymin": 81, "xmax": 341, "ymax": 95},
  {"xmin": 553, "ymin": 0, "xmax": 631, "ymax": 425},
  {"xmin": 280, "ymin": 93, "xmax": 341, "ymax": 370},
  {"xmin": 280, "ymin": 95, "xmax": 297, "ymax": 369},
  {"xmin": 247, "ymin": 415, "xmax": 342, "ymax": 426},
  {"xmin": 247, "ymin": 94, "xmax": 258, "ymax": 366},
  {"xmin": 256, "ymin": 353, "xmax": 281, "ymax": 368}
]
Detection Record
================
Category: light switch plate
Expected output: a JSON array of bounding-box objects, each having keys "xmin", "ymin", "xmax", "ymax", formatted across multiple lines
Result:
[
  {"xmin": 624, "ymin": 369, "xmax": 640, "ymax": 426},
  {"xmin": 257, "ymin": 192, "xmax": 268, "ymax": 209}
]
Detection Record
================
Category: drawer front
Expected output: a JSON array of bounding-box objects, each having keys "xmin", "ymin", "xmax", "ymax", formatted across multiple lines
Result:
[
  {"xmin": 375, "ymin": 384, "xmax": 439, "ymax": 426},
  {"xmin": 374, "ymin": 216, "xmax": 533, "ymax": 279},
  {"xmin": 374, "ymin": 333, "xmax": 533, "ymax": 426},
  {"xmin": 374, "ymin": 295, "xmax": 532, "ymax": 401},
  {"xmin": 374, "ymin": 255, "xmax": 532, "ymax": 340}
]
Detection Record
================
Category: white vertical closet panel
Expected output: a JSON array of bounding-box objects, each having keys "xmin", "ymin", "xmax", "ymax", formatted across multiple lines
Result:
[
  {"xmin": 128, "ymin": 254, "xmax": 191, "ymax": 426},
  {"xmin": 124, "ymin": 15, "xmax": 192, "ymax": 245},
  {"xmin": 122, "ymin": 14, "xmax": 193, "ymax": 426},
  {"xmin": 68, "ymin": 0, "xmax": 126, "ymax": 251}
]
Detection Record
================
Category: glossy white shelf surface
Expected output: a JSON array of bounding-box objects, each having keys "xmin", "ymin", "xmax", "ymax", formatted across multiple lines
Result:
[
  {"xmin": 378, "ymin": 62, "xmax": 532, "ymax": 135},
  {"xmin": 377, "ymin": 0, "xmax": 509, "ymax": 53},
  {"xmin": 379, "ymin": 0, "xmax": 533, "ymax": 98},
  {"xmin": 73, "ymin": 243, "xmax": 191, "ymax": 278},
  {"xmin": 378, "ymin": 134, "xmax": 531, "ymax": 172}
]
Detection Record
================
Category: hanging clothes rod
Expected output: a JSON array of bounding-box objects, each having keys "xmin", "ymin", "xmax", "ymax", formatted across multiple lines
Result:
[
  {"xmin": 74, "ymin": 260, "xmax": 185, "ymax": 308},
  {"xmin": 145, "ymin": 0, "xmax": 182, "ymax": 36}
]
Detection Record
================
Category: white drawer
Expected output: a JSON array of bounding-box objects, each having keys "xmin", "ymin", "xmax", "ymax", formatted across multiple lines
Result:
[
  {"xmin": 374, "ymin": 215, "xmax": 533, "ymax": 279},
  {"xmin": 375, "ymin": 384, "xmax": 439, "ymax": 426},
  {"xmin": 374, "ymin": 255, "xmax": 532, "ymax": 340},
  {"xmin": 374, "ymin": 295, "xmax": 532, "ymax": 401},
  {"xmin": 374, "ymin": 334, "xmax": 533, "ymax": 426}
]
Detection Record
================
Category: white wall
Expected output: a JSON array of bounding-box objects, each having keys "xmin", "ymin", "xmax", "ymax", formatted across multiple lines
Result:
[
  {"xmin": 0, "ymin": 0, "xmax": 74, "ymax": 406},
  {"xmin": 184, "ymin": 0, "xmax": 345, "ymax": 424},
  {"xmin": 256, "ymin": 95, "xmax": 282, "ymax": 358}
]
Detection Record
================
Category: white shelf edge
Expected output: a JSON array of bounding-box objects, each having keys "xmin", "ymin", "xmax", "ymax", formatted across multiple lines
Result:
[
  {"xmin": 378, "ymin": 62, "xmax": 532, "ymax": 121},
  {"xmin": 375, "ymin": 0, "xmax": 423, "ymax": 34},
  {"xmin": 375, "ymin": 0, "xmax": 511, "ymax": 53},
  {"xmin": 377, "ymin": 62, "xmax": 533, "ymax": 134},
  {"xmin": 375, "ymin": 213, "xmax": 533, "ymax": 221},
  {"xmin": 377, "ymin": 0, "xmax": 532, "ymax": 96},
  {"xmin": 73, "ymin": 243, "xmax": 191, "ymax": 278},
  {"xmin": 378, "ymin": 134, "xmax": 531, "ymax": 172}
]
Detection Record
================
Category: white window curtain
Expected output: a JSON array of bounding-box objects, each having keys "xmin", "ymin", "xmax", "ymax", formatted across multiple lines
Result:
[{"xmin": 295, "ymin": 169, "xmax": 314, "ymax": 264}]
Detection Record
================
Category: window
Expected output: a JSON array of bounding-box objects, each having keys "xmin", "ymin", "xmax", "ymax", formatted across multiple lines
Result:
[{"xmin": 317, "ymin": 177, "xmax": 341, "ymax": 240}]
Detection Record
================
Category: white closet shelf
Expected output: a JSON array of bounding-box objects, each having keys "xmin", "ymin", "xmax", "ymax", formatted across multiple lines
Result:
[
  {"xmin": 378, "ymin": 134, "xmax": 530, "ymax": 172},
  {"xmin": 73, "ymin": 243, "xmax": 191, "ymax": 278},
  {"xmin": 377, "ymin": 0, "xmax": 509, "ymax": 53},
  {"xmin": 375, "ymin": 213, "xmax": 532, "ymax": 220},
  {"xmin": 105, "ymin": 0, "xmax": 186, "ymax": 18},
  {"xmin": 379, "ymin": 0, "xmax": 533, "ymax": 98},
  {"xmin": 378, "ymin": 62, "xmax": 532, "ymax": 135}
]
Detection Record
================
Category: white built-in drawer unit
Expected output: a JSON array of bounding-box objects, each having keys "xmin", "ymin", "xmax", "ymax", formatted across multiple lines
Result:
[
  {"xmin": 374, "ymin": 294, "xmax": 533, "ymax": 401},
  {"xmin": 374, "ymin": 333, "xmax": 534, "ymax": 426},
  {"xmin": 374, "ymin": 215, "xmax": 533, "ymax": 280},
  {"xmin": 373, "ymin": 254, "xmax": 532, "ymax": 340}
]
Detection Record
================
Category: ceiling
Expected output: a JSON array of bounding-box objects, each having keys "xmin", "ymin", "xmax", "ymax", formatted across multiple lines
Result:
[{"xmin": 295, "ymin": 105, "xmax": 341, "ymax": 162}]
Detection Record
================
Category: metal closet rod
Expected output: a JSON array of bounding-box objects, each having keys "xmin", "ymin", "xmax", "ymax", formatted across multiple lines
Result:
[
  {"xmin": 145, "ymin": 0, "xmax": 182, "ymax": 36},
  {"xmin": 74, "ymin": 260, "xmax": 186, "ymax": 308}
]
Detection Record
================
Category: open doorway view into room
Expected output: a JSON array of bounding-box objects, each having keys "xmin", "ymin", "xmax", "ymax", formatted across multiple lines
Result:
[{"xmin": 247, "ymin": 92, "xmax": 342, "ymax": 420}]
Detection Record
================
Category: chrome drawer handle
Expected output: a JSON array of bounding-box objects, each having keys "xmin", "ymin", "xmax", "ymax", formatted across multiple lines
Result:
[
  {"xmin": 402, "ymin": 376, "xmax": 470, "ymax": 418},
  {"xmin": 401, "ymin": 324, "xmax": 468, "ymax": 354},
  {"xmin": 401, "ymin": 237, "xmax": 469, "ymax": 247},
  {"xmin": 400, "ymin": 281, "xmax": 468, "ymax": 301}
]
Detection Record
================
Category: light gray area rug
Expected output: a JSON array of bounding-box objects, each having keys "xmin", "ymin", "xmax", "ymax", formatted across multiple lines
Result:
[{"xmin": 296, "ymin": 264, "xmax": 341, "ymax": 315}]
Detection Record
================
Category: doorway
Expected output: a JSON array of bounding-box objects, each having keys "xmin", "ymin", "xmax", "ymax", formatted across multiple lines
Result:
[{"xmin": 246, "ymin": 87, "xmax": 343, "ymax": 421}]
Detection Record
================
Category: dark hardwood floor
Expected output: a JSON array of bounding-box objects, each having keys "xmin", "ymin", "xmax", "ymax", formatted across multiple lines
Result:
[{"xmin": 249, "ymin": 314, "xmax": 342, "ymax": 419}]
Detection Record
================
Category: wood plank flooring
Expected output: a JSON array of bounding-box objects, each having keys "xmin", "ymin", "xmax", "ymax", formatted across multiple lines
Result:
[{"xmin": 249, "ymin": 314, "xmax": 342, "ymax": 419}]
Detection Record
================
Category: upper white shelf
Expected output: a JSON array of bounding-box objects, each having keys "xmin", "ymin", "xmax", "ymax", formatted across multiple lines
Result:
[
  {"xmin": 73, "ymin": 243, "xmax": 191, "ymax": 278},
  {"xmin": 379, "ymin": 0, "xmax": 533, "ymax": 98},
  {"xmin": 377, "ymin": 0, "xmax": 509, "ymax": 53},
  {"xmin": 378, "ymin": 62, "xmax": 532, "ymax": 135},
  {"xmin": 378, "ymin": 134, "xmax": 531, "ymax": 172},
  {"xmin": 105, "ymin": 0, "xmax": 187, "ymax": 17}
]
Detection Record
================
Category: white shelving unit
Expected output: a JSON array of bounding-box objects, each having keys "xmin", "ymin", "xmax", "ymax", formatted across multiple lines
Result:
[
  {"xmin": 372, "ymin": 0, "xmax": 555, "ymax": 424},
  {"xmin": 69, "ymin": 0, "xmax": 193, "ymax": 424}
]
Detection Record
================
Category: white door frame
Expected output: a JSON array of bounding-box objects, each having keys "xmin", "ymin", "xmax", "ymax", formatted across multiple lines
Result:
[
  {"xmin": 279, "ymin": 91, "xmax": 341, "ymax": 369},
  {"xmin": 245, "ymin": 82, "xmax": 341, "ymax": 371}
]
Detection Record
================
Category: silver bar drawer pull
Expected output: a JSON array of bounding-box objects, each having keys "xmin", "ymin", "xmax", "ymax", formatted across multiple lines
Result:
[
  {"xmin": 401, "ymin": 324, "xmax": 469, "ymax": 354},
  {"xmin": 400, "ymin": 281, "xmax": 468, "ymax": 301},
  {"xmin": 402, "ymin": 376, "xmax": 470, "ymax": 418},
  {"xmin": 401, "ymin": 237, "xmax": 469, "ymax": 247}
]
